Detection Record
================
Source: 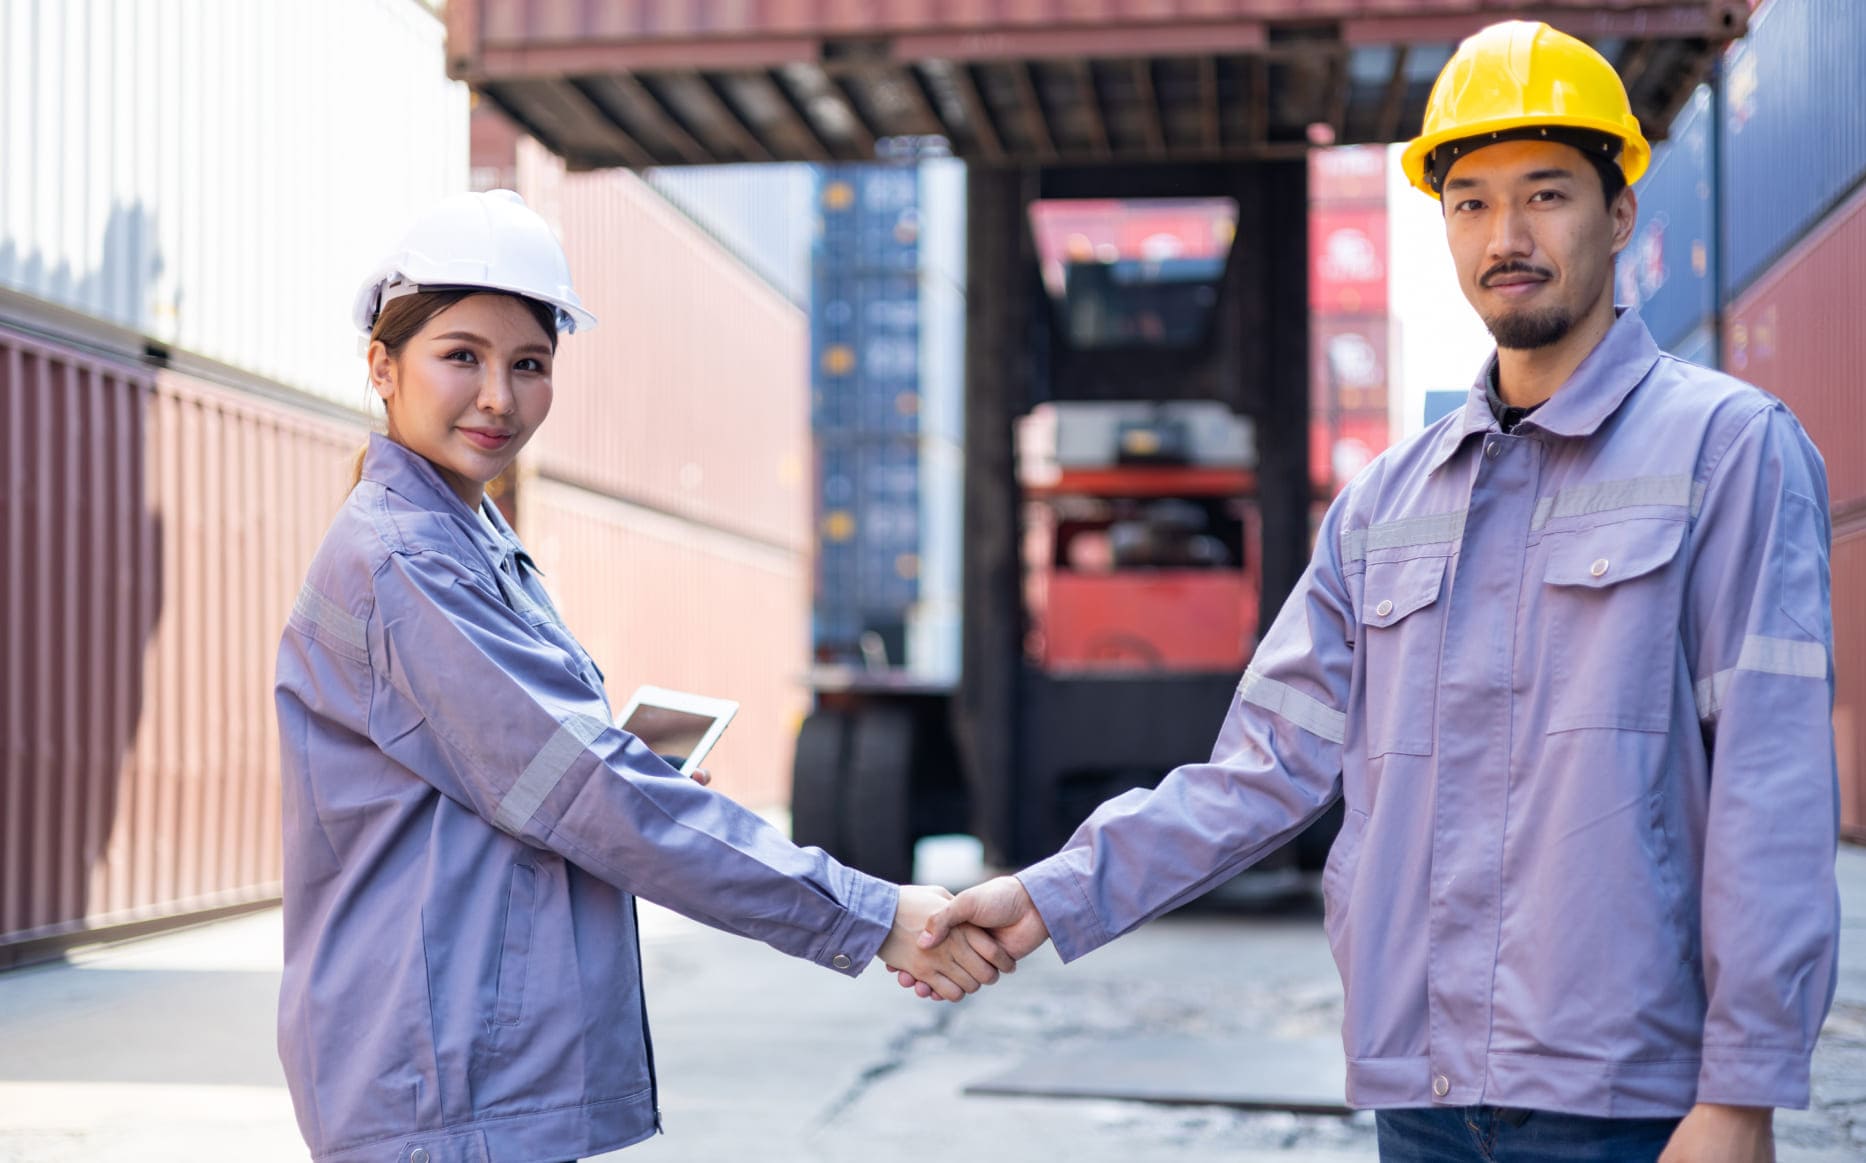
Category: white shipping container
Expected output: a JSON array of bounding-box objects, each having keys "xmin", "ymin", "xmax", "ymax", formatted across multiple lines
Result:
[
  {"xmin": 645, "ymin": 163, "xmax": 817, "ymax": 308},
  {"xmin": 0, "ymin": 0, "xmax": 468, "ymax": 411},
  {"xmin": 910, "ymin": 157, "xmax": 965, "ymax": 685}
]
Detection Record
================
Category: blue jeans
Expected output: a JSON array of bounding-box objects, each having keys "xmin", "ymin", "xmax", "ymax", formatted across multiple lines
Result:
[{"xmin": 1376, "ymin": 1106, "xmax": 1681, "ymax": 1162}]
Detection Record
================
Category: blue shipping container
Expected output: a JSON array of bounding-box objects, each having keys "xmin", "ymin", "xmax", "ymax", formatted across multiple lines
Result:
[
  {"xmin": 1721, "ymin": 0, "xmax": 1866, "ymax": 297},
  {"xmin": 812, "ymin": 163, "xmax": 926, "ymax": 662},
  {"xmin": 815, "ymin": 434, "xmax": 922, "ymax": 614},
  {"xmin": 811, "ymin": 271, "xmax": 921, "ymax": 435},
  {"xmin": 1620, "ymin": 86, "xmax": 1717, "ymax": 354}
]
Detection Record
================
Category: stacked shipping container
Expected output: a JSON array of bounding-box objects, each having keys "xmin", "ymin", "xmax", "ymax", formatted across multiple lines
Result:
[
  {"xmin": 0, "ymin": 0, "xmax": 456, "ymax": 963},
  {"xmin": 1308, "ymin": 146, "xmax": 1394, "ymax": 495},
  {"xmin": 0, "ymin": 3, "xmax": 821, "ymax": 959},
  {"xmin": 510, "ymin": 137, "xmax": 814, "ymax": 811},
  {"xmin": 0, "ymin": 324, "xmax": 362, "ymax": 965},
  {"xmin": 809, "ymin": 158, "xmax": 965, "ymax": 680},
  {"xmin": 1719, "ymin": 0, "xmax": 1866, "ymax": 839},
  {"xmin": 0, "ymin": 0, "xmax": 469, "ymax": 411},
  {"xmin": 1618, "ymin": 0, "xmax": 1866, "ymax": 836}
]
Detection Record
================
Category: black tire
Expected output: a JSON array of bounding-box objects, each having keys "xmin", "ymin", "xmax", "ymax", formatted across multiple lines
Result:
[
  {"xmin": 791, "ymin": 710, "xmax": 850, "ymax": 855},
  {"xmin": 843, "ymin": 706, "xmax": 917, "ymax": 884}
]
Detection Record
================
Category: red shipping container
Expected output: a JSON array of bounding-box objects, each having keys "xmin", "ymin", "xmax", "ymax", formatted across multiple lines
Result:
[
  {"xmin": 1310, "ymin": 145, "xmax": 1388, "ymax": 206},
  {"xmin": 520, "ymin": 478, "xmax": 811, "ymax": 811},
  {"xmin": 1, "ymin": 323, "xmax": 362, "ymax": 963},
  {"xmin": 1312, "ymin": 316, "xmax": 1390, "ymax": 415},
  {"xmin": 1311, "ymin": 207, "xmax": 1389, "ymax": 316},
  {"xmin": 1835, "ymin": 524, "xmax": 1866, "ymax": 842},
  {"xmin": 518, "ymin": 140, "xmax": 812, "ymax": 555},
  {"xmin": 1725, "ymin": 180, "xmax": 1866, "ymax": 510},
  {"xmin": 1723, "ymin": 179, "xmax": 1866, "ymax": 837}
]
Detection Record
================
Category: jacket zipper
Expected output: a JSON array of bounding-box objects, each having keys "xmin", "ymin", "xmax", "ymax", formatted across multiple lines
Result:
[{"xmin": 629, "ymin": 894, "xmax": 662, "ymax": 1132}]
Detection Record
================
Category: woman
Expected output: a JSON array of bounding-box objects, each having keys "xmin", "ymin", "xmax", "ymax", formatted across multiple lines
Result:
[{"xmin": 275, "ymin": 190, "xmax": 1007, "ymax": 1163}]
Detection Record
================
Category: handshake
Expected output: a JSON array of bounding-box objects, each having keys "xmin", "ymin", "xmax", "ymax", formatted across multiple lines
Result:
[{"xmin": 876, "ymin": 877, "xmax": 1050, "ymax": 1001}]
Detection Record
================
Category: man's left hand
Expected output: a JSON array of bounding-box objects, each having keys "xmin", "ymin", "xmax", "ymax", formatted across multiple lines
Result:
[{"xmin": 1659, "ymin": 1104, "xmax": 1773, "ymax": 1162}]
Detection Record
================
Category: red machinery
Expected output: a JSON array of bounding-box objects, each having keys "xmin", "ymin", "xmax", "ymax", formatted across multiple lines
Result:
[{"xmin": 1019, "ymin": 402, "xmax": 1261, "ymax": 675}]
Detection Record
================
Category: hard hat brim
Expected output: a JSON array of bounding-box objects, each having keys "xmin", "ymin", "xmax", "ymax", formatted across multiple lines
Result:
[{"xmin": 1402, "ymin": 113, "xmax": 1651, "ymax": 199}]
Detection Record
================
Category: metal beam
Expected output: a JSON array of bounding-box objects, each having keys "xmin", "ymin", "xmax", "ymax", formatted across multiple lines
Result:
[
  {"xmin": 827, "ymin": 73, "xmax": 880, "ymax": 156},
  {"xmin": 906, "ymin": 62, "xmax": 964, "ymax": 143},
  {"xmin": 1011, "ymin": 62, "xmax": 1057, "ymax": 161},
  {"xmin": 949, "ymin": 63, "xmax": 1005, "ymax": 162},
  {"xmin": 1129, "ymin": 59, "xmax": 1166, "ymax": 158},
  {"xmin": 610, "ymin": 71, "xmax": 711, "ymax": 165},
  {"xmin": 555, "ymin": 80, "xmax": 662, "ymax": 169},
  {"xmin": 1324, "ymin": 50, "xmax": 1350, "ymax": 144},
  {"xmin": 1198, "ymin": 56, "xmax": 1221, "ymax": 152},
  {"xmin": 1249, "ymin": 54, "xmax": 1269, "ymax": 146},
  {"xmin": 1376, "ymin": 45, "xmax": 1411, "ymax": 142},
  {"xmin": 1070, "ymin": 59, "xmax": 1111, "ymax": 159},
  {"xmin": 690, "ymin": 72, "xmax": 774, "ymax": 162},
  {"xmin": 764, "ymin": 71, "xmax": 835, "ymax": 162}
]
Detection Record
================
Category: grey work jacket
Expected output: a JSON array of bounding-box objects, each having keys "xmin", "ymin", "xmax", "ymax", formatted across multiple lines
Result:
[
  {"xmin": 1021, "ymin": 309, "xmax": 1840, "ymax": 1118},
  {"xmin": 275, "ymin": 434, "xmax": 895, "ymax": 1162}
]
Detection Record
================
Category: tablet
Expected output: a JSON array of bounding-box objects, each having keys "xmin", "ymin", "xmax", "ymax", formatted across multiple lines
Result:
[{"xmin": 617, "ymin": 685, "xmax": 739, "ymax": 776}]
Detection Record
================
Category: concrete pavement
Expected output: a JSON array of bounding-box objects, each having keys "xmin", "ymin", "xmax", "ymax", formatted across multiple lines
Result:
[{"xmin": 2, "ymin": 839, "xmax": 1863, "ymax": 1161}]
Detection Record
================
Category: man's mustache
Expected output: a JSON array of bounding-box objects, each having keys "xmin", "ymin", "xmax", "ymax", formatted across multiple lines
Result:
[{"xmin": 1482, "ymin": 261, "xmax": 1555, "ymax": 286}]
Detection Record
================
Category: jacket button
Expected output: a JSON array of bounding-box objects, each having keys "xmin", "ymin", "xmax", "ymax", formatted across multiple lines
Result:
[
  {"xmin": 1484, "ymin": 442, "xmax": 1500, "ymax": 459},
  {"xmin": 1375, "ymin": 599, "xmax": 1393, "ymax": 618},
  {"xmin": 1590, "ymin": 557, "xmax": 1610, "ymax": 578},
  {"xmin": 832, "ymin": 953, "xmax": 853, "ymax": 970},
  {"xmin": 410, "ymin": 1149, "xmax": 430, "ymax": 1163},
  {"xmin": 1433, "ymin": 1074, "xmax": 1450, "ymax": 1097}
]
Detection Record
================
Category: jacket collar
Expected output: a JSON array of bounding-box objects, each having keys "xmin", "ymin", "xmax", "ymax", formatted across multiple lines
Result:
[
  {"xmin": 1426, "ymin": 307, "xmax": 1660, "ymax": 475},
  {"xmin": 360, "ymin": 433, "xmax": 537, "ymax": 575}
]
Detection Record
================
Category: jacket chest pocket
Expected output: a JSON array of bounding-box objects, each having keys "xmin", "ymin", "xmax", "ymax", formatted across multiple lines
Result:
[
  {"xmin": 1357, "ymin": 554, "xmax": 1451, "ymax": 757},
  {"xmin": 1538, "ymin": 517, "xmax": 1687, "ymax": 733}
]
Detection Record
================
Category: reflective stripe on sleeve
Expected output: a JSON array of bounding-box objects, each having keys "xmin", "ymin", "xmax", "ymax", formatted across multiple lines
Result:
[
  {"xmin": 492, "ymin": 712, "xmax": 611, "ymax": 835},
  {"xmin": 1238, "ymin": 670, "xmax": 1348, "ymax": 745},
  {"xmin": 1693, "ymin": 635, "xmax": 1829, "ymax": 722},
  {"xmin": 292, "ymin": 583, "xmax": 367, "ymax": 654}
]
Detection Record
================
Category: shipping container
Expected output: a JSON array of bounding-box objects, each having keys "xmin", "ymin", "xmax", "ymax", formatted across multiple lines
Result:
[
  {"xmin": 1621, "ymin": 85, "xmax": 1718, "ymax": 354},
  {"xmin": 517, "ymin": 139, "xmax": 812, "ymax": 554},
  {"xmin": 809, "ymin": 160, "xmax": 965, "ymax": 675},
  {"xmin": 1311, "ymin": 145, "xmax": 1389, "ymax": 206},
  {"xmin": 1835, "ymin": 523, "xmax": 1866, "ymax": 842},
  {"xmin": 0, "ymin": 0, "xmax": 469, "ymax": 412},
  {"xmin": 519, "ymin": 477, "xmax": 809, "ymax": 811},
  {"xmin": 448, "ymin": 0, "xmax": 1735, "ymax": 169},
  {"xmin": 1, "ymin": 322, "xmax": 362, "ymax": 964},
  {"xmin": 1722, "ymin": 173, "xmax": 1866, "ymax": 838},
  {"xmin": 1311, "ymin": 206, "xmax": 1389, "ymax": 316},
  {"xmin": 1721, "ymin": 0, "xmax": 1866, "ymax": 297},
  {"xmin": 1724, "ymin": 179, "xmax": 1866, "ymax": 508},
  {"xmin": 646, "ymin": 163, "xmax": 819, "ymax": 307}
]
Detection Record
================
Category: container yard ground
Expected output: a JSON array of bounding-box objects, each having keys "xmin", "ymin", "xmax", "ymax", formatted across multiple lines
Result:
[{"xmin": 2, "ymin": 834, "xmax": 1863, "ymax": 1162}]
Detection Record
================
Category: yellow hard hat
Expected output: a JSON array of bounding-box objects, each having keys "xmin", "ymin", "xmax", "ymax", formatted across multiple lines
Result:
[{"xmin": 1400, "ymin": 20, "xmax": 1650, "ymax": 199}]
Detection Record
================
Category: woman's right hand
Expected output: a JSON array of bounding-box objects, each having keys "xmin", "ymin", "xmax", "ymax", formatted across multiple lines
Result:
[{"xmin": 877, "ymin": 884, "xmax": 1017, "ymax": 1001}]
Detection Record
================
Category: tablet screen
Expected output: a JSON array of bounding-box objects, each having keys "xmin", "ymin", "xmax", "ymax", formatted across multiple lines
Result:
[
  {"xmin": 615, "ymin": 686, "xmax": 739, "ymax": 776},
  {"xmin": 620, "ymin": 704, "xmax": 718, "ymax": 768}
]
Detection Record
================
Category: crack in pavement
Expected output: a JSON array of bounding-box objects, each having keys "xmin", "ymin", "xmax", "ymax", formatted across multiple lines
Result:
[{"xmin": 810, "ymin": 1003, "xmax": 956, "ymax": 1130}]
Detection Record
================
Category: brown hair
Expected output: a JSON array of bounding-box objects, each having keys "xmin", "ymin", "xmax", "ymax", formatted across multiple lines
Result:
[{"xmin": 346, "ymin": 289, "xmax": 559, "ymax": 491}]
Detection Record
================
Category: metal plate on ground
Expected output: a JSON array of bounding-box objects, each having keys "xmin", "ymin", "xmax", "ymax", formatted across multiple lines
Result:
[{"xmin": 964, "ymin": 1035, "xmax": 1351, "ymax": 1116}]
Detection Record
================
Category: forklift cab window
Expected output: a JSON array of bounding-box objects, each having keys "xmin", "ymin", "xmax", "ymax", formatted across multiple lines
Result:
[{"xmin": 1028, "ymin": 197, "xmax": 1238, "ymax": 350}]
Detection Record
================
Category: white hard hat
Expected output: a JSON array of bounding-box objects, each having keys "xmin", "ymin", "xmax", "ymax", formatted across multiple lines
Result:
[{"xmin": 352, "ymin": 189, "xmax": 597, "ymax": 336}]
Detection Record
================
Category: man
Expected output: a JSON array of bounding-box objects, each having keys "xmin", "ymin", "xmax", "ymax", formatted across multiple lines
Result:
[{"xmin": 914, "ymin": 20, "xmax": 1839, "ymax": 1162}]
